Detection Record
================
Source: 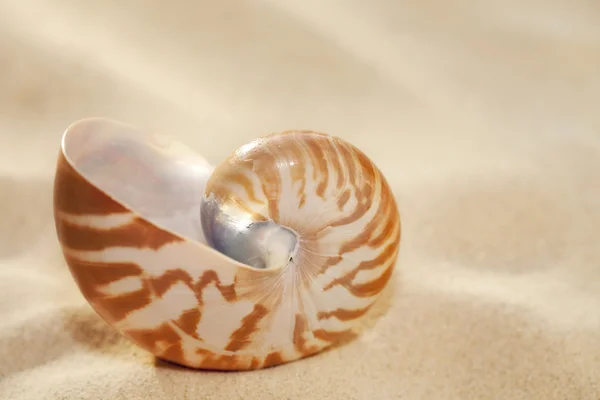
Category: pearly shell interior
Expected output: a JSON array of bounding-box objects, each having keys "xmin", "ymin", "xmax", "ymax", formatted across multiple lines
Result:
[
  {"xmin": 63, "ymin": 119, "xmax": 214, "ymax": 244},
  {"xmin": 53, "ymin": 118, "xmax": 401, "ymax": 371}
]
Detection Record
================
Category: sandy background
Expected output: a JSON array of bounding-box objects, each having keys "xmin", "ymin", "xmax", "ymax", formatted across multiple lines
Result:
[{"xmin": 0, "ymin": 1, "xmax": 599, "ymax": 399}]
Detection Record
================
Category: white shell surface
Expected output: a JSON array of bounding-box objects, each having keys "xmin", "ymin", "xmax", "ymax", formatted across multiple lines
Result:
[{"xmin": 53, "ymin": 118, "xmax": 401, "ymax": 370}]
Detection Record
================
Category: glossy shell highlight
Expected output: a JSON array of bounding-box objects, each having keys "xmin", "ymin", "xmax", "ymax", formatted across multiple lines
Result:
[{"xmin": 53, "ymin": 118, "xmax": 401, "ymax": 370}]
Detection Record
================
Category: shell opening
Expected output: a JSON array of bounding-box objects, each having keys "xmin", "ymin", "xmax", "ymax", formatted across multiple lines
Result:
[{"xmin": 60, "ymin": 118, "xmax": 214, "ymax": 244}]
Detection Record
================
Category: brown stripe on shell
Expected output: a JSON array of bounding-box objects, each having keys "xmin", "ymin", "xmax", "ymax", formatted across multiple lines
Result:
[
  {"xmin": 260, "ymin": 142, "xmax": 283, "ymax": 222},
  {"xmin": 325, "ymin": 198, "xmax": 370, "ymax": 229},
  {"xmin": 63, "ymin": 255, "xmax": 143, "ymax": 286},
  {"xmin": 225, "ymin": 304, "xmax": 268, "ymax": 351},
  {"xmin": 98, "ymin": 285, "xmax": 153, "ymax": 322},
  {"xmin": 312, "ymin": 254, "xmax": 343, "ymax": 276},
  {"xmin": 316, "ymin": 304, "xmax": 373, "ymax": 321},
  {"xmin": 227, "ymin": 170, "xmax": 264, "ymax": 204},
  {"xmin": 63, "ymin": 255, "xmax": 152, "ymax": 323},
  {"xmin": 325, "ymin": 256, "xmax": 343, "ymax": 267},
  {"xmin": 150, "ymin": 268, "xmax": 194, "ymax": 297},
  {"xmin": 56, "ymin": 215, "xmax": 183, "ymax": 251},
  {"xmin": 250, "ymin": 357, "xmax": 261, "ymax": 369},
  {"xmin": 336, "ymin": 140, "xmax": 356, "ymax": 185},
  {"xmin": 162, "ymin": 343, "xmax": 186, "ymax": 365},
  {"xmin": 125, "ymin": 323, "xmax": 184, "ymax": 365},
  {"xmin": 199, "ymin": 354, "xmax": 240, "ymax": 370},
  {"xmin": 349, "ymin": 143, "xmax": 376, "ymax": 206},
  {"xmin": 312, "ymin": 328, "xmax": 356, "ymax": 343},
  {"xmin": 368, "ymin": 195, "xmax": 399, "ymax": 248},
  {"xmin": 300, "ymin": 136, "xmax": 320, "ymax": 182},
  {"xmin": 361, "ymin": 181, "xmax": 374, "ymax": 203},
  {"xmin": 176, "ymin": 308, "xmax": 203, "ymax": 340},
  {"xmin": 293, "ymin": 314, "xmax": 320, "ymax": 355},
  {"xmin": 262, "ymin": 351, "xmax": 285, "ymax": 368},
  {"xmin": 284, "ymin": 135, "xmax": 308, "ymax": 208},
  {"xmin": 228, "ymin": 194, "xmax": 268, "ymax": 222},
  {"xmin": 69, "ymin": 261, "xmax": 152, "ymax": 322},
  {"xmin": 193, "ymin": 347, "xmax": 295, "ymax": 371},
  {"xmin": 354, "ymin": 146, "xmax": 377, "ymax": 191},
  {"xmin": 326, "ymin": 138, "xmax": 345, "ymax": 190},
  {"xmin": 333, "ymin": 260, "xmax": 396, "ymax": 298},
  {"xmin": 336, "ymin": 189, "xmax": 351, "ymax": 210},
  {"xmin": 323, "ymin": 241, "xmax": 398, "ymax": 291},
  {"xmin": 195, "ymin": 270, "xmax": 237, "ymax": 303},
  {"xmin": 54, "ymin": 153, "xmax": 129, "ymax": 215},
  {"xmin": 304, "ymin": 137, "xmax": 329, "ymax": 198}
]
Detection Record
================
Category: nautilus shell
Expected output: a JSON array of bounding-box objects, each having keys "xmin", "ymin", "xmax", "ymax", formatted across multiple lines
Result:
[{"xmin": 53, "ymin": 118, "xmax": 401, "ymax": 370}]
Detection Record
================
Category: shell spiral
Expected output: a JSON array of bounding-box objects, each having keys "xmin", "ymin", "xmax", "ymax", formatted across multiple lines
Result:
[{"xmin": 53, "ymin": 119, "xmax": 401, "ymax": 371}]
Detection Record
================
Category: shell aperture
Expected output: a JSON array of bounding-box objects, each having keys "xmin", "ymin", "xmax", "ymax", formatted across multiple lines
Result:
[{"xmin": 53, "ymin": 119, "xmax": 401, "ymax": 370}]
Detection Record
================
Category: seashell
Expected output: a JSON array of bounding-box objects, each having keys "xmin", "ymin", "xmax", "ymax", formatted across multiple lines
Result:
[{"xmin": 53, "ymin": 118, "xmax": 401, "ymax": 370}]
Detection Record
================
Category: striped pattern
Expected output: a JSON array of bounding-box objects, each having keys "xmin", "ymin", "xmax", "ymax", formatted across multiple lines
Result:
[{"xmin": 53, "ymin": 122, "xmax": 401, "ymax": 371}]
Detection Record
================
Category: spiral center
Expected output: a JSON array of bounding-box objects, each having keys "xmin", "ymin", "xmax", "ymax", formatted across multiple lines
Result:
[{"xmin": 200, "ymin": 194, "xmax": 298, "ymax": 269}]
